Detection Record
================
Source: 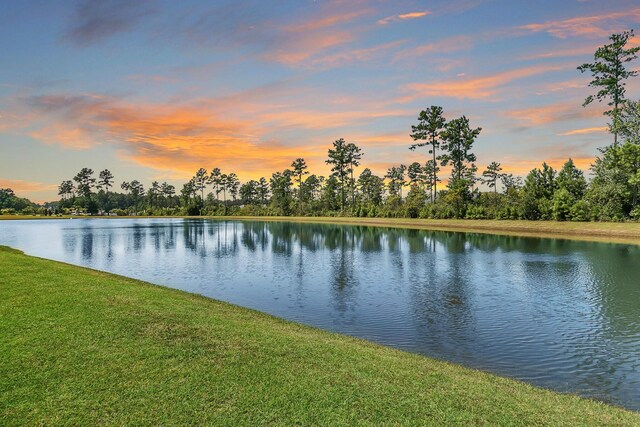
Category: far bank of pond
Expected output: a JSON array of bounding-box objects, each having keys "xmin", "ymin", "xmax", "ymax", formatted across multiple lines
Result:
[{"xmin": 3, "ymin": 215, "xmax": 640, "ymax": 245}]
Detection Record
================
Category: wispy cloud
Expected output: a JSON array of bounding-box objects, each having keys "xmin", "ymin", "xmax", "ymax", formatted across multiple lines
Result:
[
  {"xmin": 558, "ymin": 126, "xmax": 608, "ymax": 136},
  {"xmin": 0, "ymin": 178, "xmax": 56, "ymax": 194},
  {"xmin": 519, "ymin": 7, "xmax": 640, "ymax": 39},
  {"xmin": 62, "ymin": 0, "xmax": 157, "ymax": 46},
  {"xmin": 377, "ymin": 11, "xmax": 431, "ymax": 25},
  {"xmin": 503, "ymin": 101, "xmax": 604, "ymax": 125},
  {"xmin": 21, "ymin": 88, "xmax": 412, "ymax": 179},
  {"xmin": 398, "ymin": 64, "xmax": 568, "ymax": 101}
]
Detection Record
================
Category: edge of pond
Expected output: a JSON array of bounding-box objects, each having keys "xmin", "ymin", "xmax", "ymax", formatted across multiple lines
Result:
[
  {"xmin": 1, "ymin": 244, "xmax": 638, "ymax": 422},
  {"xmin": 3, "ymin": 215, "xmax": 640, "ymax": 246}
]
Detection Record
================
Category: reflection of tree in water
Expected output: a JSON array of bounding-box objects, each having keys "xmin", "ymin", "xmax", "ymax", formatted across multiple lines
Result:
[
  {"xmin": 329, "ymin": 227, "xmax": 359, "ymax": 320},
  {"xmin": 405, "ymin": 231, "xmax": 476, "ymax": 360},
  {"xmin": 242, "ymin": 221, "xmax": 270, "ymax": 252},
  {"xmin": 208, "ymin": 221, "xmax": 238, "ymax": 258},
  {"xmin": 183, "ymin": 220, "xmax": 206, "ymax": 255},
  {"xmin": 130, "ymin": 222, "xmax": 146, "ymax": 252},
  {"xmin": 358, "ymin": 226, "xmax": 383, "ymax": 253},
  {"xmin": 81, "ymin": 225, "xmax": 94, "ymax": 260}
]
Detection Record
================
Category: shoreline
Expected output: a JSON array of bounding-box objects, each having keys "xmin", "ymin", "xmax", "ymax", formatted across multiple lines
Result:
[
  {"xmin": 1, "ymin": 245, "xmax": 637, "ymax": 424},
  {"xmin": 3, "ymin": 215, "xmax": 640, "ymax": 245}
]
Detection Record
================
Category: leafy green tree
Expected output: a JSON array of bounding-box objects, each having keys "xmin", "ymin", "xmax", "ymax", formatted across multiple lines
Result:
[
  {"xmin": 481, "ymin": 162, "xmax": 503, "ymax": 195},
  {"xmin": 227, "ymin": 173, "xmax": 240, "ymax": 201},
  {"xmin": 422, "ymin": 160, "xmax": 439, "ymax": 198},
  {"xmin": 357, "ymin": 168, "xmax": 384, "ymax": 206},
  {"xmin": 270, "ymin": 170, "xmax": 294, "ymax": 215},
  {"xmin": 587, "ymin": 153, "xmax": 627, "ymax": 221},
  {"xmin": 193, "ymin": 168, "xmax": 208, "ymax": 201},
  {"xmin": 161, "ymin": 182, "xmax": 176, "ymax": 207},
  {"xmin": 522, "ymin": 163, "xmax": 556, "ymax": 220},
  {"xmin": 257, "ymin": 177, "xmax": 269, "ymax": 205},
  {"xmin": 0, "ymin": 188, "xmax": 16, "ymax": 208},
  {"xmin": 321, "ymin": 175, "xmax": 340, "ymax": 212},
  {"xmin": 326, "ymin": 138, "xmax": 351, "ymax": 211},
  {"xmin": 407, "ymin": 162, "xmax": 423, "ymax": 187},
  {"xmin": 219, "ymin": 174, "xmax": 229, "ymax": 206},
  {"xmin": 410, "ymin": 106, "xmax": 446, "ymax": 202},
  {"xmin": 553, "ymin": 159, "xmax": 586, "ymax": 222},
  {"xmin": 556, "ymin": 159, "xmax": 587, "ymax": 200},
  {"xmin": 614, "ymin": 142, "xmax": 640, "ymax": 211},
  {"xmin": 615, "ymin": 99, "xmax": 640, "ymax": 144},
  {"xmin": 240, "ymin": 180, "xmax": 259, "ymax": 205},
  {"xmin": 405, "ymin": 183, "xmax": 427, "ymax": 218},
  {"xmin": 346, "ymin": 142, "xmax": 363, "ymax": 207},
  {"xmin": 208, "ymin": 168, "xmax": 222, "ymax": 202},
  {"xmin": 58, "ymin": 180, "xmax": 75, "ymax": 201},
  {"xmin": 440, "ymin": 116, "xmax": 481, "ymax": 216},
  {"xmin": 291, "ymin": 158, "xmax": 309, "ymax": 208},
  {"xmin": 301, "ymin": 174, "xmax": 321, "ymax": 204},
  {"xmin": 578, "ymin": 30, "xmax": 640, "ymax": 146},
  {"xmin": 385, "ymin": 165, "xmax": 407, "ymax": 198},
  {"xmin": 500, "ymin": 174, "xmax": 522, "ymax": 192},
  {"xmin": 97, "ymin": 169, "xmax": 114, "ymax": 193},
  {"xmin": 73, "ymin": 168, "xmax": 96, "ymax": 199},
  {"xmin": 552, "ymin": 188, "xmax": 574, "ymax": 221},
  {"xmin": 148, "ymin": 181, "xmax": 161, "ymax": 209},
  {"xmin": 128, "ymin": 180, "xmax": 144, "ymax": 215}
]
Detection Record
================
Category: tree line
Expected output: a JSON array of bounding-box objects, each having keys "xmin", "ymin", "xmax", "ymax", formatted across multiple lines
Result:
[{"xmin": 2, "ymin": 30, "xmax": 639, "ymax": 222}]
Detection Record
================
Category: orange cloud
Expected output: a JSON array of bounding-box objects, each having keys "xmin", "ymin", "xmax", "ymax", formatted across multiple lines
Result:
[
  {"xmin": 309, "ymin": 40, "xmax": 406, "ymax": 68},
  {"xmin": 258, "ymin": 108, "xmax": 412, "ymax": 130},
  {"xmin": 398, "ymin": 64, "xmax": 568, "ymax": 101},
  {"xmin": 519, "ymin": 8, "xmax": 640, "ymax": 39},
  {"xmin": 0, "ymin": 178, "xmax": 56, "ymax": 194},
  {"xmin": 24, "ymin": 93, "xmax": 412, "ymax": 181},
  {"xmin": 267, "ymin": 4, "xmax": 373, "ymax": 66},
  {"xmin": 377, "ymin": 11, "xmax": 431, "ymax": 25},
  {"xmin": 519, "ymin": 45, "xmax": 597, "ymax": 61},
  {"xmin": 500, "ymin": 157, "xmax": 595, "ymax": 176},
  {"xmin": 504, "ymin": 101, "xmax": 604, "ymax": 125},
  {"xmin": 558, "ymin": 126, "xmax": 609, "ymax": 136},
  {"xmin": 29, "ymin": 124, "xmax": 96, "ymax": 149}
]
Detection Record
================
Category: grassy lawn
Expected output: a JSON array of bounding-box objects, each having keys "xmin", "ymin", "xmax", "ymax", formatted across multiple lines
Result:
[{"xmin": 0, "ymin": 246, "xmax": 638, "ymax": 425}]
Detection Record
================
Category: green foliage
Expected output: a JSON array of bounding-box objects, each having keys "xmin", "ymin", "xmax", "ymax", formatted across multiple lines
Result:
[
  {"xmin": 410, "ymin": 106, "xmax": 447, "ymax": 201},
  {"xmin": 578, "ymin": 30, "xmax": 640, "ymax": 144}
]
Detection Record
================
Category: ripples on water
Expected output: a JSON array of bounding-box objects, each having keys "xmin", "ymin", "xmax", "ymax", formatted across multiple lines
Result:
[{"xmin": 1, "ymin": 218, "xmax": 639, "ymax": 410}]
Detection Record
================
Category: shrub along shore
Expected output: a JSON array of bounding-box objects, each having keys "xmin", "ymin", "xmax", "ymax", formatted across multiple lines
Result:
[{"xmin": 1, "ymin": 246, "xmax": 639, "ymax": 425}]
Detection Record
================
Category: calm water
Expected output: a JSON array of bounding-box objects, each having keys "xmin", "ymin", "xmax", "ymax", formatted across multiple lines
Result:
[{"xmin": 1, "ymin": 218, "xmax": 639, "ymax": 410}]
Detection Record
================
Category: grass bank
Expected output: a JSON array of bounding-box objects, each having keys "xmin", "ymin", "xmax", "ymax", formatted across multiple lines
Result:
[{"xmin": 1, "ymin": 246, "xmax": 637, "ymax": 425}]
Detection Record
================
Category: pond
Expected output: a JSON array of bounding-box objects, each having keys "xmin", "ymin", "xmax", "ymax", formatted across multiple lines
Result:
[{"xmin": 1, "ymin": 218, "xmax": 639, "ymax": 410}]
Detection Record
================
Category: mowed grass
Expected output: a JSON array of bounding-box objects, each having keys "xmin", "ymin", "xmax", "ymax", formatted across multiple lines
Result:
[{"xmin": 1, "ymin": 247, "xmax": 638, "ymax": 425}]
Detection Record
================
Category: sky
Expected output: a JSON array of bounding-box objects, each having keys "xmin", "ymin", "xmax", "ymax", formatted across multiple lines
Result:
[{"xmin": 1, "ymin": 0, "xmax": 640, "ymax": 202}]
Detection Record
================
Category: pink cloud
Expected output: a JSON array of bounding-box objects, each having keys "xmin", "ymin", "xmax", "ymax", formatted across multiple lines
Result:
[
  {"xmin": 377, "ymin": 11, "xmax": 431, "ymax": 25},
  {"xmin": 398, "ymin": 63, "xmax": 568, "ymax": 101}
]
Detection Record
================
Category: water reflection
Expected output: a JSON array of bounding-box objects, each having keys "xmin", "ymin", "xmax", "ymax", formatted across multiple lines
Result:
[{"xmin": 1, "ymin": 218, "xmax": 639, "ymax": 410}]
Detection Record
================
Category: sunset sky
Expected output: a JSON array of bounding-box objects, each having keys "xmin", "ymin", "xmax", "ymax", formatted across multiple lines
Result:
[{"xmin": 2, "ymin": 0, "xmax": 640, "ymax": 202}]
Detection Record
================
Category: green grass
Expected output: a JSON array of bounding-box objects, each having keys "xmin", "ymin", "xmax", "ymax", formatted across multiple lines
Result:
[{"xmin": 1, "ymin": 247, "xmax": 638, "ymax": 425}]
